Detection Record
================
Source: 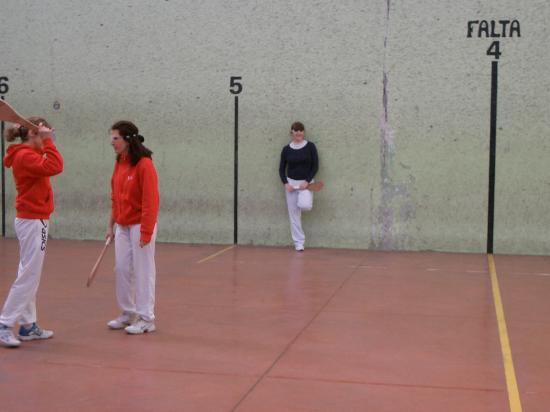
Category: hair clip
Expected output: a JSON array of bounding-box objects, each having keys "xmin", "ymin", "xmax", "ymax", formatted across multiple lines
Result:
[{"xmin": 123, "ymin": 134, "xmax": 144, "ymax": 143}]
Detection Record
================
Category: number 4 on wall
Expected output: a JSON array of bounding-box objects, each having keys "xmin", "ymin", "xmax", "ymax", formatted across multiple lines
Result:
[{"xmin": 486, "ymin": 41, "xmax": 502, "ymax": 60}]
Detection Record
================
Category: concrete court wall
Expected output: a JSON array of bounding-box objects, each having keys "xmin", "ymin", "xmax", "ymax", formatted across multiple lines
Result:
[{"xmin": 0, "ymin": 1, "xmax": 548, "ymax": 254}]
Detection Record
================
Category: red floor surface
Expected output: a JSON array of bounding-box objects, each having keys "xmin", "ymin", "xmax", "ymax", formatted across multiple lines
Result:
[
  {"xmin": 494, "ymin": 255, "xmax": 550, "ymax": 412},
  {"xmin": 0, "ymin": 239, "xmax": 547, "ymax": 411}
]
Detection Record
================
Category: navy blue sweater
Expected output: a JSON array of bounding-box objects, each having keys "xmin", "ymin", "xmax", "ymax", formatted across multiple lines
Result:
[{"xmin": 279, "ymin": 141, "xmax": 319, "ymax": 184}]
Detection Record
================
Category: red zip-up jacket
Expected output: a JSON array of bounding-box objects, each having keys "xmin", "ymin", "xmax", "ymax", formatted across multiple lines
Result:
[
  {"xmin": 111, "ymin": 155, "xmax": 159, "ymax": 243},
  {"xmin": 3, "ymin": 137, "xmax": 64, "ymax": 219}
]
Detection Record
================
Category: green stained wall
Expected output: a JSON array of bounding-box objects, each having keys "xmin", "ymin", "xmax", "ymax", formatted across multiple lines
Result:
[{"xmin": 1, "ymin": 1, "xmax": 548, "ymax": 254}]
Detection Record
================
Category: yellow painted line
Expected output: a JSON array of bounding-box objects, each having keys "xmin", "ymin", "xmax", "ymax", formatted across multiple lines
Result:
[
  {"xmin": 488, "ymin": 254, "xmax": 523, "ymax": 412},
  {"xmin": 197, "ymin": 245, "xmax": 235, "ymax": 264}
]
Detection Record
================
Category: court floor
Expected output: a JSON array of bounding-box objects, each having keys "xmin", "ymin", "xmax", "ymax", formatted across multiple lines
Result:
[{"xmin": 0, "ymin": 239, "xmax": 548, "ymax": 411}]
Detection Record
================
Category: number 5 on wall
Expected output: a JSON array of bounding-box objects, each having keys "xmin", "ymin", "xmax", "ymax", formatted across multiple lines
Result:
[{"xmin": 229, "ymin": 76, "xmax": 243, "ymax": 95}]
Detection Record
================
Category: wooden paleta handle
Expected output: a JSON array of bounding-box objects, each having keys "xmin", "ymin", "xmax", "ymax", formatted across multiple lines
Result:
[
  {"xmin": 307, "ymin": 181, "xmax": 324, "ymax": 192},
  {"xmin": 86, "ymin": 237, "xmax": 112, "ymax": 288},
  {"xmin": 0, "ymin": 100, "xmax": 39, "ymax": 132}
]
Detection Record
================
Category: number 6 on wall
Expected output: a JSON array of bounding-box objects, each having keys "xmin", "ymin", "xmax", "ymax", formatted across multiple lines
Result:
[
  {"xmin": 0, "ymin": 77, "xmax": 8, "ymax": 95},
  {"xmin": 229, "ymin": 76, "xmax": 243, "ymax": 95}
]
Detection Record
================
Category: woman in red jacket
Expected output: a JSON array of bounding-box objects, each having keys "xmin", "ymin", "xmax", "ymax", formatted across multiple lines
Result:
[
  {"xmin": 0, "ymin": 118, "xmax": 63, "ymax": 348},
  {"xmin": 106, "ymin": 120, "xmax": 159, "ymax": 335}
]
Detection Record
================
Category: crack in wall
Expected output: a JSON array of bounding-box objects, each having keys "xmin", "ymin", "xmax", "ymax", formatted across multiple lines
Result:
[{"xmin": 373, "ymin": 0, "xmax": 416, "ymax": 250}]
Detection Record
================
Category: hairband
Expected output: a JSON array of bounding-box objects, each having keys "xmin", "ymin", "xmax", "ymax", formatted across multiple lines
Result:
[{"xmin": 19, "ymin": 125, "xmax": 28, "ymax": 137}]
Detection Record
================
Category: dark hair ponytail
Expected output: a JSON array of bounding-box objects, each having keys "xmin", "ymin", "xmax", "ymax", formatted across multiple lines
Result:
[
  {"xmin": 4, "ymin": 117, "xmax": 51, "ymax": 142},
  {"xmin": 4, "ymin": 126, "xmax": 24, "ymax": 142},
  {"xmin": 111, "ymin": 120, "xmax": 153, "ymax": 166}
]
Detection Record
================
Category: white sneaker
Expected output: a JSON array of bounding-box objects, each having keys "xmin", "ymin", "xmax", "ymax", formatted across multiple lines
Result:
[
  {"xmin": 107, "ymin": 313, "xmax": 134, "ymax": 330},
  {"xmin": 295, "ymin": 245, "xmax": 305, "ymax": 251},
  {"xmin": 0, "ymin": 325, "xmax": 21, "ymax": 348},
  {"xmin": 125, "ymin": 318, "xmax": 156, "ymax": 335},
  {"xmin": 18, "ymin": 323, "xmax": 54, "ymax": 341}
]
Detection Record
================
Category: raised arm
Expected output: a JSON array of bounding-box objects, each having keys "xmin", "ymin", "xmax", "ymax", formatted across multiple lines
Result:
[{"xmin": 19, "ymin": 137, "xmax": 63, "ymax": 177}]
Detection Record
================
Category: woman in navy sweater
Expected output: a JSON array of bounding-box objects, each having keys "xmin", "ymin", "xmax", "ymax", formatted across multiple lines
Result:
[{"xmin": 279, "ymin": 122, "xmax": 319, "ymax": 251}]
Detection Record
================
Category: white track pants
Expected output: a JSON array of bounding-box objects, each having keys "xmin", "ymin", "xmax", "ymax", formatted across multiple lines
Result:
[
  {"xmin": 0, "ymin": 218, "xmax": 49, "ymax": 327},
  {"xmin": 114, "ymin": 224, "xmax": 157, "ymax": 322},
  {"xmin": 285, "ymin": 178, "xmax": 313, "ymax": 249}
]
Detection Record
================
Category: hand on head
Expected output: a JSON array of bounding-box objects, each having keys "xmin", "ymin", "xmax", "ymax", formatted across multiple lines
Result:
[{"xmin": 37, "ymin": 122, "xmax": 53, "ymax": 138}]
